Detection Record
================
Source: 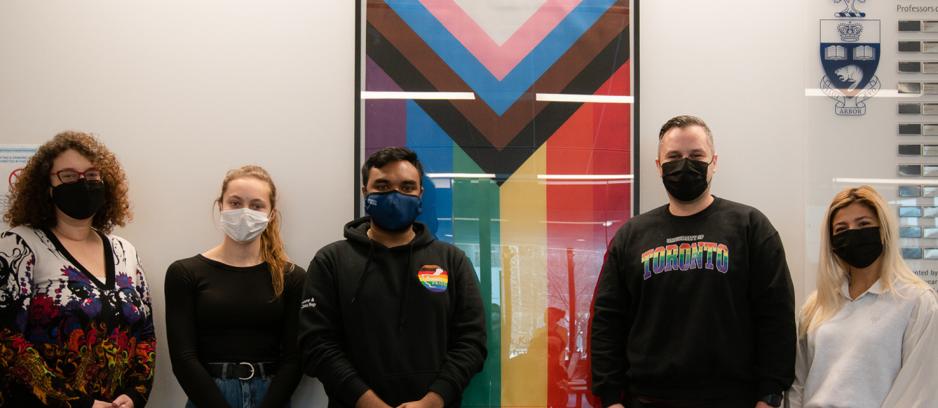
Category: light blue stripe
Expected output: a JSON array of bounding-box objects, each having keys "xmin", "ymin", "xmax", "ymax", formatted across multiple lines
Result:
[
  {"xmin": 384, "ymin": 0, "xmax": 615, "ymax": 115},
  {"xmin": 405, "ymin": 100, "xmax": 454, "ymax": 242}
]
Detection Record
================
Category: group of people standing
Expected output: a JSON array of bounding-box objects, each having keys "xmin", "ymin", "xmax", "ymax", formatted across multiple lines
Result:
[
  {"xmin": 589, "ymin": 116, "xmax": 938, "ymax": 408},
  {"xmin": 0, "ymin": 133, "xmax": 484, "ymax": 408},
  {"xmin": 0, "ymin": 114, "xmax": 935, "ymax": 408}
]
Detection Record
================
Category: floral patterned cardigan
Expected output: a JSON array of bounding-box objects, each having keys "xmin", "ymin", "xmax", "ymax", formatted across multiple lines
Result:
[{"xmin": 0, "ymin": 226, "xmax": 155, "ymax": 407}]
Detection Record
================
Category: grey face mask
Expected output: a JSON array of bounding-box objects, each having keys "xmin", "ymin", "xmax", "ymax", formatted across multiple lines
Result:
[{"xmin": 219, "ymin": 208, "xmax": 269, "ymax": 242}]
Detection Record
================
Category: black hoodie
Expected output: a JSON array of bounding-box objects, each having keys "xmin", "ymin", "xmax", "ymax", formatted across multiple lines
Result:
[{"xmin": 298, "ymin": 217, "xmax": 487, "ymax": 407}]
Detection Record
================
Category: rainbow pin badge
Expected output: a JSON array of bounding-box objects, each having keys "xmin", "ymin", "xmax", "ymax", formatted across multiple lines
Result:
[{"xmin": 417, "ymin": 265, "xmax": 448, "ymax": 293}]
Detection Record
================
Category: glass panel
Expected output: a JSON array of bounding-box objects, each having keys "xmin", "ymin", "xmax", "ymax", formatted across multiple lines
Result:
[
  {"xmin": 923, "ymin": 61, "xmax": 938, "ymax": 73},
  {"xmin": 898, "ymin": 144, "xmax": 923, "ymax": 155},
  {"xmin": 899, "ymin": 185, "xmax": 923, "ymax": 197},
  {"xmin": 899, "ymin": 20, "xmax": 923, "ymax": 32},
  {"xmin": 899, "ymin": 40, "xmax": 922, "ymax": 52},
  {"xmin": 359, "ymin": 1, "xmax": 635, "ymax": 405},
  {"xmin": 898, "ymin": 103, "xmax": 922, "ymax": 114}
]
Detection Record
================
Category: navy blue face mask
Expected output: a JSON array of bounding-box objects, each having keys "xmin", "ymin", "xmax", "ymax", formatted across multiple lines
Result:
[{"xmin": 365, "ymin": 191, "xmax": 422, "ymax": 232}]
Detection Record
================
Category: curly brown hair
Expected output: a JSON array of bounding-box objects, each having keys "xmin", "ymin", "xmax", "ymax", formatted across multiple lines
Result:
[{"xmin": 3, "ymin": 131, "xmax": 132, "ymax": 233}]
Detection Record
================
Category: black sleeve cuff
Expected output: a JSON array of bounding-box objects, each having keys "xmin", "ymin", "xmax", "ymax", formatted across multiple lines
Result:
[
  {"xmin": 598, "ymin": 389, "xmax": 624, "ymax": 407},
  {"xmin": 757, "ymin": 380, "xmax": 785, "ymax": 399},
  {"xmin": 429, "ymin": 378, "xmax": 459, "ymax": 406},
  {"xmin": 339, "ymin": 375, "xmax": 371, "ymax": 407}
]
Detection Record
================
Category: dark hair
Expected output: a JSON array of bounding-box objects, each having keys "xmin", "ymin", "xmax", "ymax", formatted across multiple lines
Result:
[
  {"xmin": 4, "ymin": 131, "xmax": 131, "ymax": 233},
  {"xmin": 361, "ymin": 147, "xmax": 424, "ymax": 187},
  {"xmin": 658, "ymin": 114, "xmax": 714, "ymax": 147}
]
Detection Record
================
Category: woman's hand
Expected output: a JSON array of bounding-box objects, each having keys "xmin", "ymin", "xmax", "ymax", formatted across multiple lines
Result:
[{"xmin": 112, "ymin": 394, "xmax": 134, "ymax": 408}]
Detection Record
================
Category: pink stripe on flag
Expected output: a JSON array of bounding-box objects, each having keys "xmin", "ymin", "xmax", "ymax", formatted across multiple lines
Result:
[{"xmin": 419, "ymin": 0, "xmax": 581, "ymax": 80}]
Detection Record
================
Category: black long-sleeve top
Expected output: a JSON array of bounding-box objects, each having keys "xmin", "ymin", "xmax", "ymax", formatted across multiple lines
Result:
[
  {"xmin": 165, "ymin": 255, "xmax": 305, "ymax": 408},
  {"xmin": 590, "ymin": 197, "xmax": 796, "ymax": 406}
]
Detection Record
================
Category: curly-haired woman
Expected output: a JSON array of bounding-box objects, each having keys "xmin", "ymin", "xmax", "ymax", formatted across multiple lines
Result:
[{"xmin": 0, "ymin": 131, "xmax": 155, "ymax": 408}]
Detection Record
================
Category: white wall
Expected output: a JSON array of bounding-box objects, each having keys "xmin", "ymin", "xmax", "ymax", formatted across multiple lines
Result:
[
  {"xmin": 639, "ymin": 1, "xmax": 811, "ymax": 305},
  {"xmin": 0, "ymin": 1, "xmax": 351, "ymax": 406}
]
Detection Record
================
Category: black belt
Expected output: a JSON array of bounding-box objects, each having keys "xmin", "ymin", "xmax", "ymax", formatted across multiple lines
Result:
[{"xmin": 205, "ymin": 362, "xmax": 278, "ymax": 380}]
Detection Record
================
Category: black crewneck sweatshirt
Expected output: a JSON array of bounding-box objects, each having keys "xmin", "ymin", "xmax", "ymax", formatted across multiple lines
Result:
[
  {"xmin": 590, "ymin": 197, "xmax": 796, "ymax": 406},
  {"xmin": 298, "ymin": 218, "xmax": 487, "ymax": 408}
]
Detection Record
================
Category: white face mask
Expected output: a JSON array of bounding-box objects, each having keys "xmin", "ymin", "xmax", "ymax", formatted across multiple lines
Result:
[{"xmin": 219, "ymin": 208, "xmax": 270, "ymax": 243}]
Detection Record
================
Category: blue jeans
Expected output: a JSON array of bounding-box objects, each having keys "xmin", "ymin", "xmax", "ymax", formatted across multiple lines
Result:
[{"xmin": 185, "ymin": 377, "xmax": 290, "ymax": 408}]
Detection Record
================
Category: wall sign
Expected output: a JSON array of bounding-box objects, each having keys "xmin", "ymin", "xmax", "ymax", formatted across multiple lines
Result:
[
  {"xmin": 0, "ymin": 145, "xmax": 38, "ymax": 229},
  {"xmin": 820, "ymin": 0, "xmax": 881, "ymax": 116}
]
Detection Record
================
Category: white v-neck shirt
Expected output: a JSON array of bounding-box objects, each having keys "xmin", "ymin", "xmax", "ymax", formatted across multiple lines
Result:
[{"xmin": 789, "ymin": 279, "xmax": 938, "ymax": 408}]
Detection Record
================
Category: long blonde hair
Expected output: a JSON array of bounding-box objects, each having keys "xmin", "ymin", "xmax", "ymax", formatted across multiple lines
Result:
[
  {"xmin": 217, "ymin": 165, "xmax": 292, "ymax": 297},
  {"xmin": 799, "ymin": 185, "xmax": 930, "ymax": 336}
]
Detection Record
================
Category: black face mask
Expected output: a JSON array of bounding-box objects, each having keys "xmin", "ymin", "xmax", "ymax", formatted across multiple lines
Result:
[
  {"xmin": 831, "ymin": 226, "xmax": 883, "ymax": 268},
  {"xmin": 52, "ymin": 180, "xmax": 106, "ymax": 220},
  {"xmin": 661, "ymin": 158, "xmax": 711, "ymax": 202}
]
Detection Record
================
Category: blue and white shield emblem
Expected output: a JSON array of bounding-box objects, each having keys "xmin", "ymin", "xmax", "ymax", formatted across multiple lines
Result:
[{"xmin": 820, "ymin": 19, "xmax": 881, "ymax": 116}]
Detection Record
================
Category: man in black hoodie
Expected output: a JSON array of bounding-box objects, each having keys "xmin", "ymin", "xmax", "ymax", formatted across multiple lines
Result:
[
  {"xmin": 298, "ymin": 147, "xmax": 486, "ymax": 408},
  {"xmin": 590, "ymin": 115, "xmax": 796, "ymax": 408}
]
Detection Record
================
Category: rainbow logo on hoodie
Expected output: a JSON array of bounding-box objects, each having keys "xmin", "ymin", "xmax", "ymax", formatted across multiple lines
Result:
[{"xmin": 417, "ymin": 265, "xmax": 448, "ymax": 293}]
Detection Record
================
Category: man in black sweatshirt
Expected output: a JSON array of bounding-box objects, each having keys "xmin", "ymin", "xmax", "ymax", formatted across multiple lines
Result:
[
  {"xmin": 298, "ymin": 147, "xmax": 486, "ymax": 408},
  {"xmin": 590, "ymin": 115, "xmax": 795, "ymax": 408}
]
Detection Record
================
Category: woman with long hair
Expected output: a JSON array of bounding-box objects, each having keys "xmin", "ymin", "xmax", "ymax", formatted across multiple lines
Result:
[
  {"xmin": 0, "ymin": 131, "xmax": 155, "ymax": 407},
  {"xmin": 165, "ymin": 165, "xmax": 305, "ymax": 408},
  {"xmin": 789, "ymin": 185, "xmax": 938, "ymax": 407}
]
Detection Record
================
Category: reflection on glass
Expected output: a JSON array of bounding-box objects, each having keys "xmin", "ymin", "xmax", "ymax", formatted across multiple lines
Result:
[
  {"xmin": 900, "ymin": 206, "xmax": 924, "ymax": 218},
  {"xmin": 924, "ymin": 186, "xmax": 938, "ymax": 197},
  {"xmin": 924, "ymin": 21, "xmax": 938, "ymax": 33},
  {"xmin": 899, "ymin": 61, "xmax": 922, "ymax": 73},
  {"xmin": 923, "ymin": 41, "xmax": 938, "ymax": 53},
  {"xmin": 898, "ymin": 82, "xmax": 922, "ymax": 94},
  {"xmin": 924, "ymin": 228, "xmax": 938, "ymax": 239},
  {"xmin": 903, "ymin": 247, "xmax": 924, "ymax": 259},
  {"xmin": 362, "ymin": 0, "xmax": 633, "ymax": 405},
  {"xmin": 898, "ymin": 165, "xmax": 923, "ymax": 177},
  {"xmin": 923, "ymin": 62, "xmax": 938, "ymax": 74},
  {"xmin": 898, "ymin": 185, "xmax": 922, "ymax": 197},
  {"xmin": 900, "ymin": 226, "xmax": 923, "ymax": 238},
  {"xmin": 898, "ymin": 144, "xmax": 922, "ymax": 156},
  {"xmin": 922, "ymin": 103, "xmax": 938, "ymax": 115},
  {"xmin": 923, "ymin": 248, "xmax": 938, "ymax": 259},
  {"xmin": 898, "ymin": 103, "xmax": 922, "ymax": 115},
  {"xmin": 899, "ymin": 41, "xmax": 922, "ymax": 52}
]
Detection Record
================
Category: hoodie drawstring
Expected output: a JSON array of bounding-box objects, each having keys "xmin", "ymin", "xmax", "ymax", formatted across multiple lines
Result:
[
  {"xmin": 398, "ymin": 244, "xmax": 414, "ymax": 330},
  {"xmin": 351, "ymin": 242, "xmax": 375, "ymax": 304}
]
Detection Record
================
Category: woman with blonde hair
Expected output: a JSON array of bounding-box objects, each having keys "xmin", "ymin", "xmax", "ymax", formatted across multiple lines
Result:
[
  {"xmin": 165, "ymin": 165, "xmax": 305, "ymax": 408},
  {"xmin": 0, "ymin": 131, "xmax": 155, "ymax": 407},
  {"xmin": 789, "ymin": 185, "xmax": 938, "ymax": 407}
]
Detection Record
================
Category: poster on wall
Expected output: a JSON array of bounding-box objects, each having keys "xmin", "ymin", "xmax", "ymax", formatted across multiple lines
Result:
[
  {"xmin": 357, "ymin": 0, "xmax": 636, "ymax": 406},
  {"xmin": 0, "ymin": 145, "xmax": 37, "ymax": 229},
  {"xmin": 807, "ymin": 0, "xmax": 938, "ymax": 291},
  {"xmin": 891, "ymin": 2, "xmax": 938, "ymax": 290}
]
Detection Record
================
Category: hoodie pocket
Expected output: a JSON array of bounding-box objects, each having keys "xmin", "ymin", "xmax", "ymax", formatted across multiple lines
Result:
[{"xmin": 376, "ymin": 370, "xmax": 439, "ymax": 405}]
